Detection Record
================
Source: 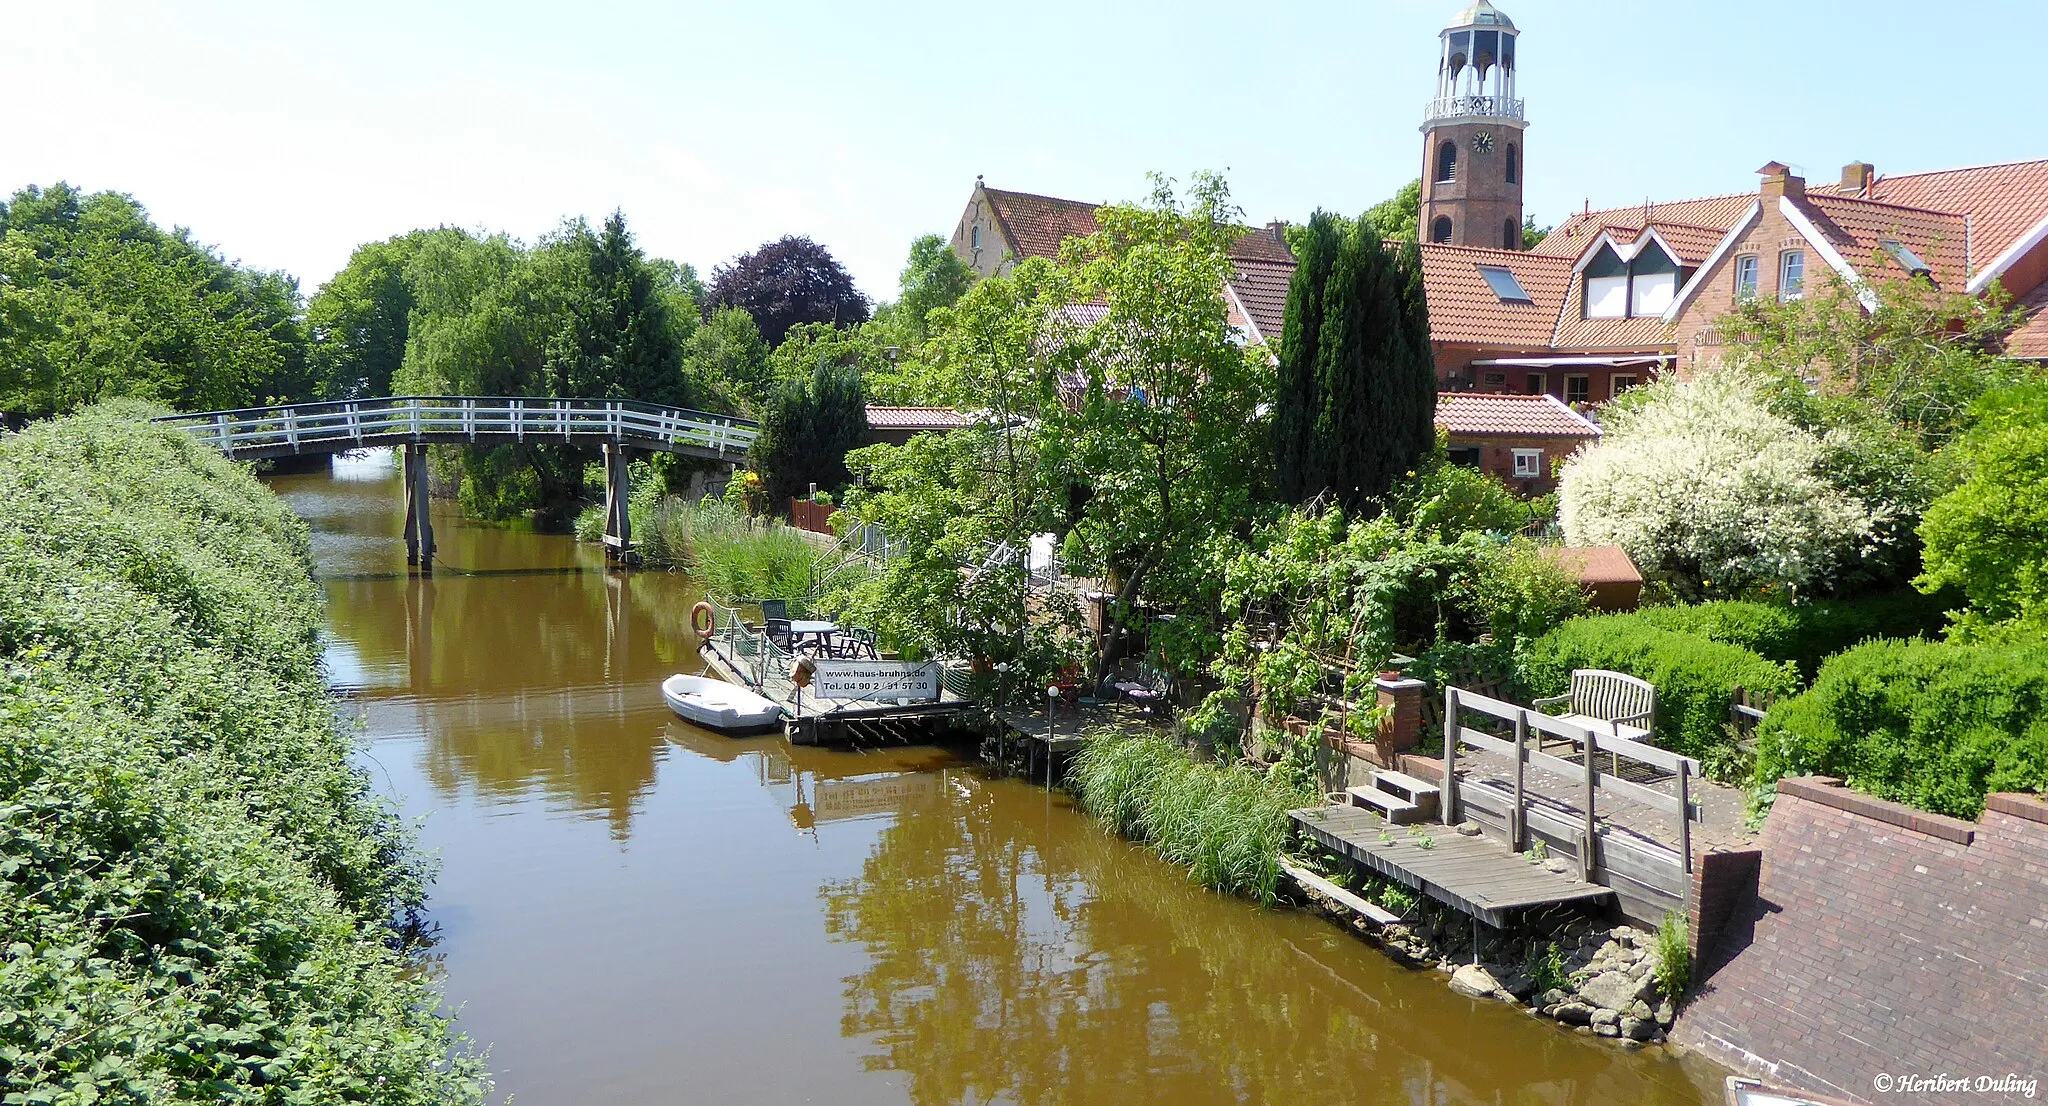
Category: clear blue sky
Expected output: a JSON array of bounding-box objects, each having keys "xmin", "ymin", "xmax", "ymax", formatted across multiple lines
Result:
[{"xmin": 3, "ymin": 1, "xmax": 2037, "ymax": 302}]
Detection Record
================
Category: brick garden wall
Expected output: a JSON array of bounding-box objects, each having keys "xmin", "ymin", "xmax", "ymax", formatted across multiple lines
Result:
[{"xmin": 1672, "ymin": 778, "xmax": 2048, "ymax": 1104}]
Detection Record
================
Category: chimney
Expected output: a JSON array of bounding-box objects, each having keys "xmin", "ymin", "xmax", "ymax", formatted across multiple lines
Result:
[
  {"xmin": 1839, "ymin": 161, "xmax": 1875, "ymax": 195},
  {"xmin": 1757, "ymin": 161, "xmax": 1805, "ymax": 201},
  {"xmin": 1266, "ymin": 219, "xmax": 1288, "ymax": 249}
]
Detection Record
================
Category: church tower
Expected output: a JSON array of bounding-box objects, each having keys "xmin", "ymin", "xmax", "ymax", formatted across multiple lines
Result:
[{"xmin": 1418, "ymin": 2, "xmax": 1527, "ymax": 250}]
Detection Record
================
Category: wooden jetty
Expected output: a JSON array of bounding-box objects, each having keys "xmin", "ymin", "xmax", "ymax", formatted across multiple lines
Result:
[
  {"xmin": 697, "ymin": 601, "xmax": 973, "ymax": 745},
  {"xmin": 1289, "ymin": 804, "xmax": 1613, "ymax": 927}
]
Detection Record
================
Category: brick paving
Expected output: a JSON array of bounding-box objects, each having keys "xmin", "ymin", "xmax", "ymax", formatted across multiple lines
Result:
[{"xmin": 1671, "ymin": 781, "xmax": 2048, "ymax": 1105}]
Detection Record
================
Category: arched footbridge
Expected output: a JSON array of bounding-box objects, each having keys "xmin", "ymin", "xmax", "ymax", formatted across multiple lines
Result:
[{"xmin": 155, "ymin": 396, "xmax": 758, "ymax": 570}]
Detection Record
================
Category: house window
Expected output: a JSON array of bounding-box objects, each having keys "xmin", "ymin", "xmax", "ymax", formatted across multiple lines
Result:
[
  {"xmin": 1630, "ymin": 244, "xmax": 1679, "ymax": 317},
  {"xmin": 1506, "ymin": 144, "xmax": 1518, "ymax": 184},
  {"xmin": 970, "ymin": 225, "xmax": 980, "ymax": 250},
  {"xmin": 1610, "ymin": 374, "xmax": 1639, "ymax": 398},
  {"xmin": 1477, "ymin": 264, "xmax": 1531, "ymax": 303},
  {"xmin": 1564, "ymin": 374, "xmax": 1590, "ymax": 404},
  {"xmin": 1524, "ymin": 372, "xmax": 1546, "ymax": 395},
  {"xmin": 1503, "ymin": 219, "xmax": 1519, "ymax": 250},
  {"xmin": 1447, "ymin": 445, "xmax": 1482, "ymax": 468},
  {"xmin": 1482, "ymin": 372, "xmax": 1507, "ymax": 388},
  {"xmin": 1733, "ymin": 254, "xmax": 1759, "ymax": 301},
  {"xmin": 1583, "ymin": 246, "xmax": 1628, "ymax": 319},
  {"xmin": 1512, "ymin": 449, "xmax": 1543, "ymax": 478},
  {"xmin": 1779, "ymin": 250, "xmax": 1805, "ymax": 300},
  {"xmin": 1431, "ymin": 216, "xmax": 1454, "ymax": 244},
  {"xmin": 1436, "ymin": 141, "xmax": 1457, "ymax": 183}
]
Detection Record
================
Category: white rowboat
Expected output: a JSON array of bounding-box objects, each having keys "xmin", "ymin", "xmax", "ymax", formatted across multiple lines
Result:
[{"xmin": 661, "ymin": 673, "xmax": 784, "ymax": 732}]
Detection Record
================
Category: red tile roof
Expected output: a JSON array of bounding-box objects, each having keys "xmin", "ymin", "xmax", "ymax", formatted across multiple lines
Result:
[
  {"xmin": 1417, "ymin": 243, "xmax": 1575, "ymax": 347},
  {"xmin": 1227, "ymin": 257, "xmax": 1294, "ymax": 345},
  {"xmin": 1538, "ymin": 544, "xmax": 1643, "ymax": 587},
  {"xmin": 865, "ymin": 406, "xmax": 971, "ymax": 431},
  {"xmin": 1531, "ymin": 194, "xmax": 1760, "ymax": 260},
  {"xmin": 1434, "ymin": 392, "xmax": 1601, "ymax": 439},
  {"xmin": 1799, "ymin": 193, "xmax": 1970, "ymax": 290},
  {"xmin": 1862, "ymin": 159, "xmax": 2048, "ymax": 273},
  {"xmin": 982, "ymin": 187, "xmax": 1103, "ymax": 261},
  {"xmin": 2010, "ymin": 280, "xmax": 2048, "ymax": 360}
]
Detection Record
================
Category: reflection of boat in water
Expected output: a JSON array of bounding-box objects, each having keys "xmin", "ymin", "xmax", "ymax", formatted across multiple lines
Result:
[
  {"xmin": 661, "ymin": 674, "xmax": 784, "ymax": 732},
  {"xmin": 659, "ymin": 719, "xmax": 966, "ymax": 835}
]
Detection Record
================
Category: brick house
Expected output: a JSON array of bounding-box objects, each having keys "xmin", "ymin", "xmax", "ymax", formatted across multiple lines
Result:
[
  {"xmin": 862, "ymin": 405, "xmax": 970, "ymax": 448},
  {"xmin": 1432, "ymin": 391, "xmax": 1599, "ymax": 493},
  {"xmin": 946, "ymin": 1, "xmax": 2048, "ymax": 415}
]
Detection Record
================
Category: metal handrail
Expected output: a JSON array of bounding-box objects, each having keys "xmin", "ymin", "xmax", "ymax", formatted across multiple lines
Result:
[{"xmin": 1423, "ymin": 94, "xmax": 1524, "ymax": 122}]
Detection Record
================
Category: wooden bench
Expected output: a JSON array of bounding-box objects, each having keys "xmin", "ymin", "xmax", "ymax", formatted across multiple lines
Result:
[
  {"xmin": 1343, "ymin": 768, "xmax": 1441, "ymax": 825},
  {"xmin": 1533, "ymin": 668, "xmax": 1657, "ymax": 769}
]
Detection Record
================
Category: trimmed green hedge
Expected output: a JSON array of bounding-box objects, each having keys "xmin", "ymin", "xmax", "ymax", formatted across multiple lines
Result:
[
  {"xmin": 0, "ymin": 405, "xmax": 487, "ymax": 1103},
  {"xmin": 1635, "ymin": 591, "xmax": 1953, "ymax": 680},
  {"xmin": 1756, "ymin": 637, "xmax": 2048, "ymax": 819},
  {"xmin": 1519, "ymin": 619, "xmax": 1799, "ymax": 774}
]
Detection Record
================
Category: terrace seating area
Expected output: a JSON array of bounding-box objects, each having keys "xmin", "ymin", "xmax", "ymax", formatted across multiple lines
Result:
[{"xmin": 758, "ymin": 599, "xmax": 882, "ymax": 660}]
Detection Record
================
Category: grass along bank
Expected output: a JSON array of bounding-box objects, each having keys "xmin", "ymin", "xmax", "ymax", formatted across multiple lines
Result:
[
  {"xmin": 578, "ymin": 493, "xmax": 838, "ymax": 602},
  {"xmin": 0, "ymin": 404, "xmax": 487, "ymax": 1104}
]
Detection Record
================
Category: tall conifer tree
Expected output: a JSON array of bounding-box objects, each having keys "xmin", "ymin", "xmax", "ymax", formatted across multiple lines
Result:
[{"xmin": 1274, "ymin": 211, "xmax": 1341, "ymax": 502}]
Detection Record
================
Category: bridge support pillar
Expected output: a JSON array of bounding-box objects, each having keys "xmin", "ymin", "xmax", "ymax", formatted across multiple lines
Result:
[
  {"xmin": 402, "ymin": 444, "xmax": 435, "ymax": 571},
  {"xmin": 602, "ymin": 444, "xmax": 634, "ymax": 565}
]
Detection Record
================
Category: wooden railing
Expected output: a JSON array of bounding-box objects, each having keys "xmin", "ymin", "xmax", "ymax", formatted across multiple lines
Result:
[
  {"xmin": 154, "ymin": 396, "xmax": 758, "ymax": 460},
  {"xmin": 1443, "ymin": 686, "xmax": 1703, "ymax": 920}
]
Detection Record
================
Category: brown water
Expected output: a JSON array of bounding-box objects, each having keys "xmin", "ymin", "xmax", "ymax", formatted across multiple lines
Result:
[{"xmin": 270, "ymin": 451, "xmax": 1725, "ymax": 1106}]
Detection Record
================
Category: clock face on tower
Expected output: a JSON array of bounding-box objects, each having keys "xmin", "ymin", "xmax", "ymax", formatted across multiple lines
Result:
[{"xmin": 1472, "ymin": 130, "xmax": 1495, "ymax": 154}]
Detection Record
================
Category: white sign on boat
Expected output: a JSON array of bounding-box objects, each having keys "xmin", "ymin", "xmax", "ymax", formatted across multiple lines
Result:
[{"xmin": 812, "ymin": 659, "xmax": 940, "ymax": 702}]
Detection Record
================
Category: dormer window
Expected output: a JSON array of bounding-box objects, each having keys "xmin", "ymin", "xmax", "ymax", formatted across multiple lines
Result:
[
  {"xmin": 1882, "ymin": 239, "xmax": 1932, "ymax": 279},
  {"xmin": 1630, "ymin": 244, "xmax": 1678, "ymax": 317},
  {"xmin": 1584, "ymin": 246, "xmax": 1629, "ymax": 318}
]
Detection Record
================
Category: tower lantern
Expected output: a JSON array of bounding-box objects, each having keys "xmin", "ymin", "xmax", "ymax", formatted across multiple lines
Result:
[{"xmin": 1418, "ymin": 1, "xmax": 1528, "ymax": 250}]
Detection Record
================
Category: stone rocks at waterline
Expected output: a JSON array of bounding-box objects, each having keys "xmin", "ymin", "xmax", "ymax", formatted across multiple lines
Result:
[
  {"xmin": 1577, "ymin": 970, "xmax": 1642, "ymax": 1013},
  {"xmin": 1449, "ymin": 964, "xmax": 1505, "ymax": 999}
]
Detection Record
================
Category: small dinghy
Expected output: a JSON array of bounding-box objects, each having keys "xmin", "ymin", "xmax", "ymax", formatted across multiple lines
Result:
[{"xmin": 661, "ymin": 673, "xmax": 784, "ymax": 732}]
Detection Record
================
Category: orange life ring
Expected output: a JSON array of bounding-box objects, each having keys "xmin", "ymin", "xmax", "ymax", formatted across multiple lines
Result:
[{"xmin": 690, "ymin": 601, "xmax": 716, "ymax": 639}]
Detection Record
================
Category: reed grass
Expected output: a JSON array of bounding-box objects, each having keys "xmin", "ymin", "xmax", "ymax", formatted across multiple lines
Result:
[{"xmin": 1069, "ymin": 732, "xmax": 1312, "ymax": 904}]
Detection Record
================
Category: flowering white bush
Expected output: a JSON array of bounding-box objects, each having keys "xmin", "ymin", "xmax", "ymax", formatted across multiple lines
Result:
[{"xmin": 1557, "ymin": 368, "xmax": 1882, "ymax": 597}]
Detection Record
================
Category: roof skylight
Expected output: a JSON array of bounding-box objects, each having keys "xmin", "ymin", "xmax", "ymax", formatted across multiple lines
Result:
[
  {"xmin": 1477, "ymin": 265, "xmax": 1533, "ymax": 303},
  {"xmin": 1881, "ymin": 239, "xmax": 1932, "ymax": 277}
]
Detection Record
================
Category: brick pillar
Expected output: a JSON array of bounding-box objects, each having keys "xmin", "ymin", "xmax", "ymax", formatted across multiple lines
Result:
[
  {"xmin": 1374, "ymin": 676, "xmax": 1427, "ymax": 756},
  {"xmin": 1688, "ymin": 848, "xmax": 1762, "ymax": 976}
]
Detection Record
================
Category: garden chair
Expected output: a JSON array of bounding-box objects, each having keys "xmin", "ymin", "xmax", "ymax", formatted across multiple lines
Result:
[
  {"xmin": 760, "ymin": 599, "xmax": 789, "ymax": 623},
  {"xmin": 1107, "ymin": 662, "xmax": 1171, "ymax": 715},
  {"xmin": 835, "ymin": 627, "xmax": 879, "ymax": 660},
  {"xmin": 764, "ymin": 618, "xmax": 795, "ymax": 654}
]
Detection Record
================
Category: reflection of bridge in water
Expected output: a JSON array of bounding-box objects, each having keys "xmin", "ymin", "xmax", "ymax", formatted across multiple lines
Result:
[{"xmin": 158, "ymin": 396, "xmax": 757, "ymax": 569}]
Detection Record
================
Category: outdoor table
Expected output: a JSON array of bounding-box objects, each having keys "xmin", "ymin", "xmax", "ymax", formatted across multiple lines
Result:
[{"xmin": 789, "ymin": 619, "xmax": 839, "ymax": 653}]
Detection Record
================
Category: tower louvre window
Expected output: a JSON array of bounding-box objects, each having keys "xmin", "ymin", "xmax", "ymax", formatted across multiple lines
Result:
[
  {"xmin": 1505, "ymin": 143, "xmax": 1518, "ymax": 184},
  {"xmin": 1503, "ymin": 219, "xmax": 1518, "ymax": 250},
  {"xmin": 1436, "ymin": 141, "xmax": 1457, "ymax": 182},
  {"xmin": 1431, "ymin": 216, "xmax": 1454, "ymax": 244}
]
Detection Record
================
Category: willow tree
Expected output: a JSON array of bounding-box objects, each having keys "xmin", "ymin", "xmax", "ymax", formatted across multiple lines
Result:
[{"xmin": 1273, "ymin": 214, "xmax": 1436, "ymax": 514}]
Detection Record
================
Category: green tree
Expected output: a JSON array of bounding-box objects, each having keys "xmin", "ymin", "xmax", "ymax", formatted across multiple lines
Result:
[
  {"xmin": 883, "ymin": 233, "xmax": 977, "ymax": 347},
  {"xmin": 1275, "ymin": 211, "xmax": 1437, "ymax": 513},
  {"xmin": 1916, "ymin": 382, "xmax": 2048, "ymax": 627},
  {"xmin": 1359, "ymin": 178, "xmax": 1421, "ymax": 244},
  {"xmin": 684, "ymin": 306, "xmax": 772, "ymax": 411},
  {"xmin": 307, "ymin": 230, "xmax": 438, "ymax": 399},
  {"xmin": 750, "ymin": 354, "xmax": 869, "ymax": 506}
]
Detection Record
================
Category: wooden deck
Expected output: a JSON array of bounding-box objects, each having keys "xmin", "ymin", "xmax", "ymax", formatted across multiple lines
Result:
[
  {"xmin": 698, "ymin": 637, "xmax": 971, "ymax": 743},
  {"xmin": 1289, "ymin": 803, "xmax": 1614, "ymax": 927}
]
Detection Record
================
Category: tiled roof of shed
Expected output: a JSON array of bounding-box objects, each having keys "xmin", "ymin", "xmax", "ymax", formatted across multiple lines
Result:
[
  {"xmin": 1417, "ymin": 243, "xmax": 1574, "ymax": 347},
  {"xmin": 865, "ymin": 406, "xmax": 971, "ymax": 430},
  {"xmin": 1434, "ymin": 392, "xmax": 1601, "ymax": 439},
  {"xmin": 1863, "ymin": 158, "xmax": 2048, "ymax": 272},
  {"xmin": 1800, "ymin": 193, "xmax": 1969, "ymax": 289}
]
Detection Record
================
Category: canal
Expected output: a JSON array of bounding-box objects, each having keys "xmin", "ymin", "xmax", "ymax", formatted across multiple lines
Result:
[{"xmin": 269, "ymin": 451, "xmax": 1726, "ymax": 1106}]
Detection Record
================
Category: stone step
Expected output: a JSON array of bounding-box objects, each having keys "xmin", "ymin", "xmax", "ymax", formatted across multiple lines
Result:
[
  {"xmin": 1372, "ymin": 768, "xmax": 1441, "ymax": 802},
  {"xmin": 1345, "ymin": 785, "xmax": 1426, "ymax": 825}
]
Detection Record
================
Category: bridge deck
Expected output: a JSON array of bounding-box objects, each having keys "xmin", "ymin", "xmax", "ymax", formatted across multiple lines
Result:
[{"xmin": 1289, "ymin": 803, "xmax": 1613, "ymax": 927}]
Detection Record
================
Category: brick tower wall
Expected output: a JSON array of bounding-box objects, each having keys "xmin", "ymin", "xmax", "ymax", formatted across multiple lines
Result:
[{"xmin": 1420, "ymin": 120, "xmax": 1526, "ymax": 250}]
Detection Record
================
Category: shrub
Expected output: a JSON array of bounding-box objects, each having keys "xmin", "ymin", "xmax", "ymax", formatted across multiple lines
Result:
[
  {"xmin": 1630, "ymin": 590, "xmax": 1953, "ymax": 682},
  {"xmin": 1755, "ymin": 635, "xmax": 2048, "ymax": 818},
  {"xmin": 1519, "ymin": 617, "xmax": 1799, "ymax": 773},
  {"xmin": 1069, "ymin": 733, "xmax": 1311, "ymax": 904},
  {"xmin": 0, "ymin": 404, "xmax": 486, "ymax": 1103},
  {"xmin": 1654, "ymin": 911, "xmax": 1691, "ymax": 1001}
]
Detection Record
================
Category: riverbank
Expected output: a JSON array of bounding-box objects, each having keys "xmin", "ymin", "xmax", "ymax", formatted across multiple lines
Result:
[{"xmin": 0, "ymin": 408, "xmax": 486, "ymax": 1102}]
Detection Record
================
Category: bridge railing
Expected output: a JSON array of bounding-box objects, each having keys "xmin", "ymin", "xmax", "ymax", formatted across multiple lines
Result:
[{"xmin": 154, "ymin": 396, "xmax": 758, "ymax": 457}]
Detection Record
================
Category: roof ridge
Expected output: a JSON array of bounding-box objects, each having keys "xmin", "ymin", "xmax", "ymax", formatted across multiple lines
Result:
[
  {"xmin": 980, "ymin": 185, "xmax": 1104, "ymax": 209},
  {"xmin": 1877, "ymin": 156, "xmax": 2048, "ymax": 181},
  {"xmin": 1805, "ymin": 191, "xmax": 1970, "ymax": 219},
  {"xmin": 1566, "ymin": 190, "xmax": 1757, "ymax": 221}
]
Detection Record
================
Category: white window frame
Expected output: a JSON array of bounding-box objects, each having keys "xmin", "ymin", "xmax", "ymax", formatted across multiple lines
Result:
[
  {"xmin": 1779, "ymin": 250, "xmax": 1805, "ymax": 301},
  {"xmin": 1630, "ymin": 271, "xmax": 1678, "ymax": 318},
  {"xmin": 1609, "ymin": 374, "xmax": 1639, "ymax": 398},
  {"xmin": 1584, "ymin": 275, "xmax": 1628, "ymax": 319},
  {"xmin": 1563, "ymin": 374, "xmax": 1591, "ymax": 405},
  {"xmin": 1733, "ymin": 254, "xmax": 1759, "ymax": 301},
  {"xmin": 1512, "ymin": 449, "xmax": 1543, "ymax": 478}
]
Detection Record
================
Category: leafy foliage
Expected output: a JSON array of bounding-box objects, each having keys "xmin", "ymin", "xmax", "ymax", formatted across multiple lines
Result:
[
  {"xmin": 627, "ymin": 495, "xmax": 828, "ymax": 601},
  {"xmin": 1069, "ymin": 734, "xmax": 1311, "ymax": 904},
  {"xmin": 749, "ymin": 351, "xmax": 868, "ymax": 505},
  {"xmin": 1558, "ymin": 366, "xmax": 1885, "ymax": 599},
  {"xmin": 0, "ymin": 183, "xmax": 310, "ymax": 417},
  {"xmin": 1917, "ymin": 382, "xmax": 2048, "ymax": 628},
  {"xmin": 1755, "ymin": 632, "xmax": 2048, "ymax": 817},
  {"xmin": 704, "ymin": 235, "xmax": 870, "ymax": 346},
  {"xmin": 1634, "ymin": 592, "xmax": 1952, "ymax": 680},
  {"xmin": 1519, "ymin": 616, "xmax": 1799, "ymax": 771},
  {"xmin": 872, "ymin": 233, "xmax": 976, "ymax": 348},
  {"xmin": 0, "ymin": 404, "xmax": 486, "ymax": 1103},
  {"xmin": 1654, "ymin": 912, "xmax": 1691, "ymax": 1001},
  {"xmin": 305, "ymin": 230, "xmax": 438, "ymax": 400}
]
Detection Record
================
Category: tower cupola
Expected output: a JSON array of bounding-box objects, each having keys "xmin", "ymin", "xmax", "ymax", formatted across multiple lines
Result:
[{"xmin": 1418, "ymin": 1, "xmax": 1529, "ymax": 249}]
